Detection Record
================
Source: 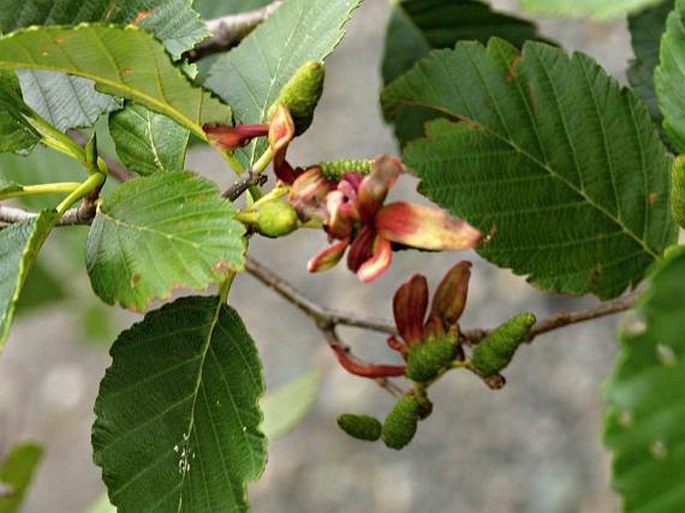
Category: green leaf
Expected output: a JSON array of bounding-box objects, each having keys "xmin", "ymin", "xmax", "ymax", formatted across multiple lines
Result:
[
  {"xmin": 520, "ymin": 0, "xmax": 665, "ymax": 19},
  {"xmin": 0, "ymin": 442, "xmax": 43, "ymax": 513},
  {"xmin": 656, "ymin": 0, "xmax": 685, "ymax": 153},
  {"xmin": 0, "ymin": 24, "xmax": 231, "ymax": 140},
  {"xmin": 0, "ymin": 211, "xmax": 57, "ymax": 350},
  {"xmin": 194, "ymin": 0, "xmax": 270, "ymax": 18},
  {"xmin": 86, "ymin": 170, "xmax": 245, "ymax": 311},
  {"xmin": 93, "ymin": 295, "xmax": 266, "ymax": 513},
  {"xmin": 383, "ymin": 0, "xmax": 545, "ymax": 84},
  {"xmin": 0, "ymin": 71, "xmax": 39, "ymax": 153},
  {"xmin": 382, "ymin": 0, "xmax": 547, "ymax": 147},
  {"xmin": 627, "ymin": 0, "xmax": 673, "ymax": 134},
  {"xmin": 204, "ymin": 0, "xmax": 361, "ymax": 166},
  {"xmin": 2, "ymin": 0, "xmax": 208, "ymax": 132},
  {"xmin": 15, "ymin": 70, "xmax": 121, "ymax": 132},
  {"xmin": 384, "ymin": 39, "xmax": 676, "ymax": 298},
  {"xmin": 604, "ymin": 247, "xmax": 685, "ymax": 512},
  {"xmin": 260, "ymin": 369, "xmax": 321, "ymax": 441},
  {"xmin": 109, "ymin": 102, "xmax": 189, "ymax": 176}
]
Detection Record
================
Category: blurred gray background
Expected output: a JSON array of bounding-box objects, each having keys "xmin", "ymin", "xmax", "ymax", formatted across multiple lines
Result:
[{"xmin": 0, "ymin": 1, "xmax": 640, "ymax": 511}]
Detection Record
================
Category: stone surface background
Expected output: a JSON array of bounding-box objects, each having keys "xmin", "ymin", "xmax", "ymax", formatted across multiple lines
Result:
[{"xmin": 0, "ymin": 1, "xmax": 639, "ymax": 512}]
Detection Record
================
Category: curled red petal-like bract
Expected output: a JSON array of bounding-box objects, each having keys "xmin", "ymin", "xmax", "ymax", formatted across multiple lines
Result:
[
  {"xmin": 346, "ymin": 225, "xmax": 375, "ymax": 273},
  {"xmin": 392, "ymin": 273, "xmax": 428, "ymax": 345},
  {"xmin": 376, "ymin": 202, "xmax": 483, "ymax": 250},
  {"xmin": 430, "ymin": 260, "xmax": 472, "ymax": 326},
  {"xmin": 357, "ymin": 235, "xmax": 392, "ymax": 283},
  {"xmin": 203, "ymin": 123, "xmax": 269, "ymax": 150},
  {"xmin": 357, "ymin": 155, "xmax": 402, "ymax": 222},
  {"xmin": 307, "ymin": 238, "xmax": 349, "ymax": 273}
]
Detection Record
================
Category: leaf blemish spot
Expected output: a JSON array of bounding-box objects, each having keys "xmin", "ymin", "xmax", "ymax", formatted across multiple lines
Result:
[
  {"xmin": 620, "ymin": 312, "xmax": 647, "ymax": 338},
  {"xmin": 656, "ymin": 344, "xmax": 677, "ymax": 367},
  {"xmin": 618, "ymin": 410, "xmax": 634, "ymax": 428},
  {"xmin": 647, "ymin": 192, "xmax": 657, "ymax": 207},
  {"xmin": 650, "ymin": 440, "xmax": 668, "ymax": 460}
]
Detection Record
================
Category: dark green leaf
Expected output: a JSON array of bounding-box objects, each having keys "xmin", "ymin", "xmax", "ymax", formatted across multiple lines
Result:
[
  {"xmin": 15, "ymin": 70, "xmax": 121, "ymax": 132},
  {"xmin": 86, "ymin": 170, "xmax": 245, "ymax": 311},
  {"xmin": 383, "ymin": 0, "xmax": 544, "ymax": 84},
  {"xmin": 15, "ymin": 260, "xmax": 66, "ymax": 314},
  {"xmin": 1, "ymin": 0, "xmax": 208, "ymax": 132},
  {"xmin": 0, "ymin": 211, "xmax": 57, "ymax": 349},
  {"xmin": 194, "ymin": 0, "xmax": 270, "ymax": 19},
  {"xmin": 204, "ymin": 0, "xmax": 362, "ymax": 166},
  {"xmin": 93, "ymin": 295, "xmax": 266, "ymax": 513},
  {"xmin": 656, "ymin": 0, "xmax": 685, "ymax": 153},
  {"xmin": 0, "ymin": 442, "xmax": 43, "ymax": 513},
  {"xmin": 382, "ymin": 0, "xmax": 546, "ymax": 147},
  {"xmin": 627, "ymin": 0, "xmax": 673, "ymax": 141},
  {"xmin": 520, "ymin": 0, "xmax": 665, "ymax": 19},
  {"xmin": 0, "ymin": 24, "xmax": 232, "ymax": 140},
  {"xmin": 604, "ymin": 247, "xmax": 685, "ymax": 513},
  {"xmin": 109, "ymin": 103, "xmax": 189, "ymax": 176},
  {"xmin": 0, "ymin": 71, "xmax": 39, "ymax": 153},
  {"xmin": 384, "ymin": 39, "xmax": 676, "ymax": 298}
]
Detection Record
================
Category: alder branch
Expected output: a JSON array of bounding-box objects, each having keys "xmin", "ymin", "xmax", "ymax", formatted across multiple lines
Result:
[
  {"xmin": 184, "ymin": 1, "xmax": 283, "ymax": 62},
  {"xmin": 0, "ymin": 204, "xmax": 93, "ymax": 226},
  {"xmin": 244, "ymin": 256, "xmax": 640, "ymax": 346}
]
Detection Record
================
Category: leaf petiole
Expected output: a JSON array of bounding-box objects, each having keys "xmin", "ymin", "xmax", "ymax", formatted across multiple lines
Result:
[
  {"xmin": 55, "ymin": 172, "xmax": 106, "ymax": 216},
  {"xmin": 0, "ymin": 182, "xmax": 82, "ymax": 201}
]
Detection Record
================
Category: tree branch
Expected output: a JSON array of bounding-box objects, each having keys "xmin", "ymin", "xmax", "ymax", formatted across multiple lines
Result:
[
  {"xmin": 0, "ymin": 204, "xmax": 94, "ymax": 226},
  {"xmin": 184, "ymin": 1, "xmax": 283, "ymax": 62},
  {"xmin": 244, "ymin": 256, "xmax": 640, "ymax": 346}
]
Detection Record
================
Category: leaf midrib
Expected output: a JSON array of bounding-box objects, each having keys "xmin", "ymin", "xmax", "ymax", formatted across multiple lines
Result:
[{"xmin": 403, "ymin": 96, "xmax": 659, "ymax": 259}]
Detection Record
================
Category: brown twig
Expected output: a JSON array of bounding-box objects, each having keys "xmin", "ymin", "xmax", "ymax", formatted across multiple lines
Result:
[
  {"xmin": 0, "ymin": 204, "xmax": 94, "ymax": 226},
  {"xmin": 223, "ymin": 172, "xmax": 268, "ymax": 200},
  {"xmin": 184, "ymin": 1, "xmax": 283, "ymax": 62},
  {"xmin": 245, "ymin": 255, "xmax": 640, "ymax": 345}
]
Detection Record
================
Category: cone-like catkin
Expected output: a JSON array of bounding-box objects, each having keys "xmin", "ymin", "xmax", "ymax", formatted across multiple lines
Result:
[
  {"xmin": 405, "ymin": 337, "xmax": 456, "ymax": 382},
  {"xmin": 337, "ymin": 414, "xmax": 382, "ymax": 441},
  {"xmin": 269, "ymin": 61, "xmax": 325, "ymax": 135},
  {"xmin": 382, "ymin": 396, "xmax": 420, "ymax": 450},
  {"xmin": 471, "ymin": 313, "xmax": 536, "ymax": 376}
]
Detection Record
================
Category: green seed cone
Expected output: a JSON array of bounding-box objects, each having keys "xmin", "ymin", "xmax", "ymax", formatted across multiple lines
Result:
[
  {"xmin": 405, "ymin": 337, "xmax": 456, "ymax": 382},
  {"xmin": 382, "ymin": 396, "xmax": 420, "ymax": 450},
  {"xmin": 254, "ymin": 199, "xmax": 299, "ymax": 238},
  {"xmin": 270, "ymin": 61, "xmax": 325, "ymax": 135},
  {"xmin": 319, "ymin": 159, "xmax": 374, "ymax": 180},
  {"xmin": 672, "ymin": 156, "xmax": 685, "ymax": 228},
  {"xmin": 471, "ymin": 312, "xmax": 536, "ymax": 376},
  {"xmin": 337, "ymin": 414, "xmax": 382, "ymax": 441}
]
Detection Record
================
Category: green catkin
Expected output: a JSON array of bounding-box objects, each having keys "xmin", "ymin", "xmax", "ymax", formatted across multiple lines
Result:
[
  {"xmin": 671, "ymin": 156, "xmax": 685, "ymax": 228},
  {"xmin": 270, "ymin": 61, "xmax": 325, "ymax": 135},
  {"xmin": 471, "ymin": 312, "xmax": 536, "ymax": 376},
  {"xmin": 319, "ymin": 159, "xmax": 375, "ymax": 180},
  {"xmin": 253, "ymin": 200, "xmax": 299, "ymax": 238},
  {"xmin": 405, "ymin": 337, "xmax": 456, "ymax": 382},
  {"xmin": 337, "ymin": 414, "xmax": 382, "ymax": 441},
  {"xmin": 382, "ymin": 396, "xmax": 420, "ymax": 450}
]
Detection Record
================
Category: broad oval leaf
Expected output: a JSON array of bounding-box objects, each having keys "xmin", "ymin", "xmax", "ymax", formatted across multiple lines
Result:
[
  {"xmin": 382, "ymin": 0, "xmax": 546, "ymax": 147},
  {"xmin": 384, "ymin": 39, "xmax": 676, "ymax": 299},
  {"xmin": 627, "ymin": 0, "xmax": 673, "ymax": 133},
  {"xmin": 204, "ymin": 0, "xmax": 362, "ymax": 166},
  {"xmin": 2, "ymin": 0, "xmax": 208, "ymax": 133},
  {"xmin": 0, "ymin": 442, "xmax": 43, "ymax": 513},
  {"xmin": 86, "ymin": 171, "xmax": 245, "ymax": 311},
  {"xmin": 520, "ymin": 0, "xmax": 665, "ymax": 19},
  {"xmin": 656, "ymin": 0, "xmax": 685, "ymax": 153},
  {"xmin": 604, "ymin": 247, "xmax": 685, "ymax": 512},
  {"xmin": 0, "ymin": 24, "xmax": 231, "ymax": 140},
  {"xmin": 0, "ymin": 71, "xmax": 39, "ymax": 153},
  {"xmin": 0, "ymin": 211, "xmax": 56, "ymax": 349},
  {"xmin": 93, "ymin": 295, "xmax": 266, "ymax": 513},
  {"xmin": 109, "ymin": 102, "xmax": 189, "ymax": 176}
]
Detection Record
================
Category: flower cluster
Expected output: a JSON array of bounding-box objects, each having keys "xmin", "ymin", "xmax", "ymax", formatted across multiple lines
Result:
[{"xmin": 288, "ymin": 155, "xmax": 483, "ymax": 282}]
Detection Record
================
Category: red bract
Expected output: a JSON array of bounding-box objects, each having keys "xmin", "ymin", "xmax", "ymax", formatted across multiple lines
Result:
[
  {"xmin": 295, "ymin": 154, "xmax": 483, "ymax": 282},
  {"xmin": 388, "ymin": 261, "xmax": 472, "ymax": 353}
]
